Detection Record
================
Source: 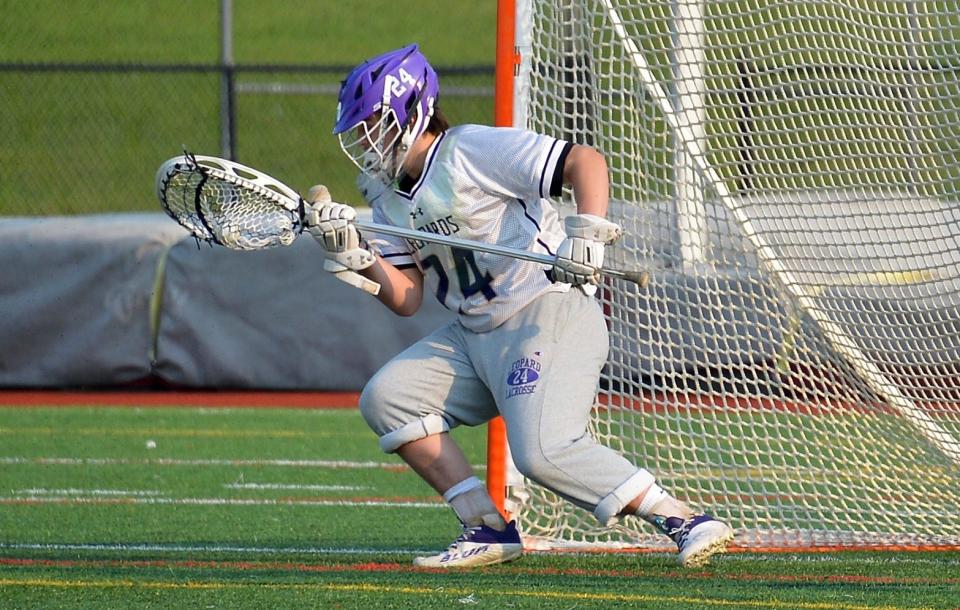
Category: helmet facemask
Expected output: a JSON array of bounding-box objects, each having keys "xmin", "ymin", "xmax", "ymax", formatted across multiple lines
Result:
[{"xmin": 338, "ymin": 98, "xmax": 430, "ymax": 185}]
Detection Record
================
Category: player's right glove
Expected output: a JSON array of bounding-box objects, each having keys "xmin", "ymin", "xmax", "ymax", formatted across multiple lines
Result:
[
  {"xmin": 551, "ymin": 213, "xmax": 623, "ymax": 286},
  {"xmin": 305, "ymin": 185, "xmax": 380, "ymax": 295}
]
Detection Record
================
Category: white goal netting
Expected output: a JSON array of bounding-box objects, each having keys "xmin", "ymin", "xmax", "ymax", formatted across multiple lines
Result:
[{"xmin": 505, "ymin": 0, "xmax": 960, "ymax": 550}]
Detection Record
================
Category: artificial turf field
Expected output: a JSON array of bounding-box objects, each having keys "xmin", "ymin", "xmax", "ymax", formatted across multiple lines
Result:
[{"xmin": 0, "ymin": 401, "xmax": 958, "ymax": 609}]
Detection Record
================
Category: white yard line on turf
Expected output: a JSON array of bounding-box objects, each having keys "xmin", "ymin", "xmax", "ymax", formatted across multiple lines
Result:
[
  {"xmin": 0, "ymin": 456, "xmax": 434, "ymax": 469},
  {"xmin": 734, "ymin": 553, "xmax": 960, "ymax": 566},
  {"xmin": 0, "ymin": 455, "xmax": 485, "ymax": 470},
  {"xmin": 3, "ymin": 542, "xmax": 955, "ymax": 566},
  {"xmin": 0, "ymin": 542, "xmax": 419, "ymax": 555},
  {"xmin": 0, "ymin": 496, "xmax": 444, "ymax": 508},
  {"xmin": 224, "ymin": 483, "xmax": 370, "ymax": 491},
  {"xmin": 16, "ymin": 488, "xmax": 164, "ymax": 497}
]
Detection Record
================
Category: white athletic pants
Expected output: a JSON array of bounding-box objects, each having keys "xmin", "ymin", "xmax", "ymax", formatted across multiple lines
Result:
[{"xmin": 359, "ymin": 289, "xmax": 652, "ymax": 521}]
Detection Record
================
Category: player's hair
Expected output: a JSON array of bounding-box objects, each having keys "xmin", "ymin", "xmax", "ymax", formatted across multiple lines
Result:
[{"xmin": 426, "ymin": 106, "xmax": 450, "ymax": 135}]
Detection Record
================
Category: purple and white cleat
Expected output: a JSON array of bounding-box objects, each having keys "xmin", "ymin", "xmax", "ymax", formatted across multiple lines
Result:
[
  {"xmin": 414, "ymin": 520, "xmax": 523, "ymax": 568},
  {"xmin": 657, "ymin": 514, "xmax": 734, "ymax": 567}
]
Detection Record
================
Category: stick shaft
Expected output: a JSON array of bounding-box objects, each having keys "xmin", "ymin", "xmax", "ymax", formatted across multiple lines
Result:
[{"xmin": 354, "ymin": 220, "xmax": 648, "ymax": 286}]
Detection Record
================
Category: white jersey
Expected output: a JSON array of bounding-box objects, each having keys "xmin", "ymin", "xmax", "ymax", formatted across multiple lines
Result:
[{"xmin": 359, "ymin": 124, "xmax": 573, "ymax": 332}]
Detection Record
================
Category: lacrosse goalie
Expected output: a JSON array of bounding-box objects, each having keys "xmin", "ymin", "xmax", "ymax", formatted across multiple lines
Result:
[{"xmin": 305, "ymin": 44, "xmax": 733, "ymax": 568}]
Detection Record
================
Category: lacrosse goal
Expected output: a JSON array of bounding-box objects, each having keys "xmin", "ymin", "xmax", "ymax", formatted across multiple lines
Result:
[{"xmin": 488, "ymin": 0, "xmax": 960, "ymax": 550}]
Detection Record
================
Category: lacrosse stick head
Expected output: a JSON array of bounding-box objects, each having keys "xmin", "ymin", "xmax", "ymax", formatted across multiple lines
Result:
[
  {"xmin": 155, "ymin": 154, "xmax": 304, "ymax": 250},
  {"xmin": 333, "ymin": 44, "xmax": 439, "ymax": 184}
]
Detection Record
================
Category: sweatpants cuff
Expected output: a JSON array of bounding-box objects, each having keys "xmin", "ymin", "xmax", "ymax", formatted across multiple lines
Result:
[
  {"xmin": 378, "ymin": 413, "xmax": 450, "ymax": 453},
  {"xmin": 593, "ymin": 469, "xmax": 656, "ymax": 526}
]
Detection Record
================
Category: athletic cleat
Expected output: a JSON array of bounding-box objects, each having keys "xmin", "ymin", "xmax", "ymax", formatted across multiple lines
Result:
[
  {"xmin": 413, "ymin": 520, "xmax": 523, "ymax": 568},
  {"xmin": 657, "ymin": 514, "xmax": 734, "ymax": 567}
]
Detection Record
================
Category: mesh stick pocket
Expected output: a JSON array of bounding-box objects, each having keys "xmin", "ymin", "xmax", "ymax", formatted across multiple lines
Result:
[{"xmin": 156, "ymin": 154, "xmax": 304, "ymax": 250}]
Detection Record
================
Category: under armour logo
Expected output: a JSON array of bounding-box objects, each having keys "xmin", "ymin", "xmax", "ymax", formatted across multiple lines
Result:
[{"xmin": 409, "ymin": 207, "xmax": 424, "ymax": 219}]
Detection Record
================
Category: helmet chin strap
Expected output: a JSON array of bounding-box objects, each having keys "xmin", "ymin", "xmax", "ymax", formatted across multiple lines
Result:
[
  {"xmin": 360, "ymin": 111, "xmax": 406, "ymax": 185},
  {"xmin": 389, "ymin": 104, "xmax": 430, "ymax": 182}
]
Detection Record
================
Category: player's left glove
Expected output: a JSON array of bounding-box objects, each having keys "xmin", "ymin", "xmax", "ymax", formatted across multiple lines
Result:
[
  {"xmin": 551, "ymin": 213, "xmax": 623, "ymax": 286},
  {"xmin": 305, "ymin": 185, "xmax": 380, "ymax": 295}
]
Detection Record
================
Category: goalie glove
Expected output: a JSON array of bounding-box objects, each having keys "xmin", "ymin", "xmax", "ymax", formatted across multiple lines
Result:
[
  {"xmin": 305, "ymin": 185, "xmax": 380, "ymax": 295},
  {"xmin": 305, "ymin": 185, "xmax": 374, "ymax": 269},
  {"xmin": 551, "ymin": 213, "xmax": 623, "ymax": 286}
]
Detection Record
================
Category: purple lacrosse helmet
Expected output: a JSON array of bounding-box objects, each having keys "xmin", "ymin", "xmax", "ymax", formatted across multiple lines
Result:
[{"xmin": 334, "ymin": 44, "xmax": 439, "ymax": 184}]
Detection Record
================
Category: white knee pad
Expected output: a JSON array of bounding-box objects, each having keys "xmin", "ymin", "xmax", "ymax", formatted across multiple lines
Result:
[
  {"xmin": 594, "ymin": 469, "xmax": 656, "ymax": 526},
  {"xmin": 378, "ymin": 413, "xmax": 450, "ymax": 453}
]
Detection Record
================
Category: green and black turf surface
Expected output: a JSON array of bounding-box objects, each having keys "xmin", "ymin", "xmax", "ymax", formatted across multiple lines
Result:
[{"xmin": 0, "ymin": 404, "xmax": 957, "ymax": 609}]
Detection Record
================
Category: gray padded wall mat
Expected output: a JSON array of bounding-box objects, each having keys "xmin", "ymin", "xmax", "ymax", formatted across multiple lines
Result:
[
  {"xmin": 0, "ymin": 215, "xmax": 185, "ymax": 386},
  {"xmin": 154, "ymin": 237, "xmax": 454, "ymax": 390}
]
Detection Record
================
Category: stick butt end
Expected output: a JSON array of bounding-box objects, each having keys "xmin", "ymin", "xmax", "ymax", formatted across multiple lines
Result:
[{"xmin": 623, "ymin": 270, "xmax": 650, "ymax": 288}]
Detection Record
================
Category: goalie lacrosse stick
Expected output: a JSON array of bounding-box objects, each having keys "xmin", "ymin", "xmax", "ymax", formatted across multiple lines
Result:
[{"xmin": 155, "ymin": 153, "xmax": 650, "ymax": 287}]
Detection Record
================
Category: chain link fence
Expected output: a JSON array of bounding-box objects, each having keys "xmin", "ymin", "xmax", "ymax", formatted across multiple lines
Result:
[
  {"xmin": 0, "ymin": 63, "xmax": 493, "ymax": 216},
  {"xmin": 0, "ymin": 2, "xmax": 494, "ymax": 216}
]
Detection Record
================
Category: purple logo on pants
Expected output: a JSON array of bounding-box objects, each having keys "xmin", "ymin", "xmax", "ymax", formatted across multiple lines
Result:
[{"xmin": 506, "ymin": 355, "xmax": 541, "ymax": 398}]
